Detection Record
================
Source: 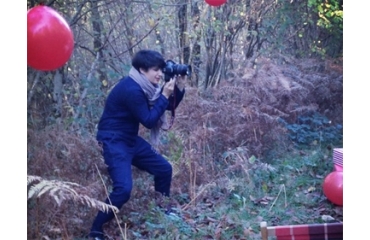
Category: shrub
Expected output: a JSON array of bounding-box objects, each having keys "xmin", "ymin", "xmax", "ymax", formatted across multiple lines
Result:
[{"xmin": 279, "ymin": 112, "xmax": 343, "ymax": 147}]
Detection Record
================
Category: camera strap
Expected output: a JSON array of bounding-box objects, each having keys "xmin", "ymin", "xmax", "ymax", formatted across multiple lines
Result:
[
  {"xmin": 168, "ymin": 92, "xmax": 176, "ymax": 129},
  {"xmin": 162, "ymin": 91, "xmax": 176, "ymax": 131}
]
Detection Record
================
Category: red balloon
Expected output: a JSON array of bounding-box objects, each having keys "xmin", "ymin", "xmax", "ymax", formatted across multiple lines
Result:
[
  {"xmin": 205, "ymin": 0, "xmax": 227, "ymax": 7},
  {"xmin": 334, "ymin": 163, "xmax": 343, "ymax": 172},
  {"xmin": 323, "ymin": 171, "xmax": 343, "ymax": 206},
  {"xmin": 27, "ymin": 5, "xmax": 74, "ymax": 71}
]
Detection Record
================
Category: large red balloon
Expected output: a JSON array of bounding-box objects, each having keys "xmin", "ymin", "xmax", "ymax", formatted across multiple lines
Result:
[
  {"xmin": 205, "ymin": 0, "xmax": 227, "ymax": 7},
  {"xmin": 27, "ymin": 5, "xmax": 74, "ymax": 71},
  {"xmin": 323, "ymin": 171, "xmax": 343, "ymax": 206}
]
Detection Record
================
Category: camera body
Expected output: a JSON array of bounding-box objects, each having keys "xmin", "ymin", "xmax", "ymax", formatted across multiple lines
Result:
[{"xmin": 162, "ymin": 60, "xmax": 192, "ymax": 82}]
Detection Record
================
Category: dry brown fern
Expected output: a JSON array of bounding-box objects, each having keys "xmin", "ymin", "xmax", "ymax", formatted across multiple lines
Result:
[{"xmin": 27, "ymin": 175, "xmax": 118, "ymax": 214}]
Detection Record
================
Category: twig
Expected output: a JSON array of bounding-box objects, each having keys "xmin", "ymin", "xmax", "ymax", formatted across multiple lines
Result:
[
  {"xmin": 27, "ymin": 71, "xmax": 41, "ymax": 108},
  {"xmin": 72, "ymin": 52, "xmax": 100, "ymax": 122},
  {"xmin": 269, "ymin": 184, "xmax": 287, "ymax": 212},
  {"xmin": 181, "ymin": 183, "xmax": 214, "ymax": 211}
]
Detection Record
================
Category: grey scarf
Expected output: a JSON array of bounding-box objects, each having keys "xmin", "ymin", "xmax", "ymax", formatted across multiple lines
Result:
[{"xmin": 129, "ymin": 67, "xmax": 168, "ymax": 146}]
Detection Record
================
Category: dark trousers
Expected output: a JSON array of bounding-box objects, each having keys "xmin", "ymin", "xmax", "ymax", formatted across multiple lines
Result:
[{"xmin": 90, "ymin": 132, "xmax": 172, "ymax": 234}]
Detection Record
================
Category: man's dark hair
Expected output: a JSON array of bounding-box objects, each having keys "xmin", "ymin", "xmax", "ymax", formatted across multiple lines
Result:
[{"xmin": 132, "ymin": 50, "xmax": 166, "ymax": 72}]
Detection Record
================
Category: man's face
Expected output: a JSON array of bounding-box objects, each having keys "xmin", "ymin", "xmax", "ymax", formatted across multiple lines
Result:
[{"xmin": 141, "ymin": 67, "xmax": 163, "ymax": 85}]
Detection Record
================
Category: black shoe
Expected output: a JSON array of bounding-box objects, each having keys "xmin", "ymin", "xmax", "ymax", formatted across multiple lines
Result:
[
  {"xmin": 162, "ymin": 207, "xmax": 183, "ymax": 221},
  {"xmin": 89, "ymin": 237, "xmax": 104, "ymax": 240},
  {"xmin": 88, "ymin": 231, "xmax": 105, "ymax": 240}
]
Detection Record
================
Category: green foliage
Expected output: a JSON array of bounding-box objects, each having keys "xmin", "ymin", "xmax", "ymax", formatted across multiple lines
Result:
[
  {"xmin": 279, "ymin": 112, "xmax": 343, "ymax": 147},
  {"xmin": 161, "ymin": 131, "xmax": 184, "ymax": 163},
  {"xmin": 308, "ymin": 0, "xmax": 343, "ymax": 29},
  {"xmin": 308, "ymin": 0, "xmax": 343, "ymax": 57},
  {"xmin": 272, "ymin": 0, "xmax": 342, "ymax": 58},
  {"xmin": 224, "ymin": 147, "xmax": 340, "ymax": 227}
]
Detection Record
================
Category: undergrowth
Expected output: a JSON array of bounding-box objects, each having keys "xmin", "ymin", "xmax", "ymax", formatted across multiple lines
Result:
[{"xmin": 27, "ymin": 57, "xmax": 343, "ymax": 239}]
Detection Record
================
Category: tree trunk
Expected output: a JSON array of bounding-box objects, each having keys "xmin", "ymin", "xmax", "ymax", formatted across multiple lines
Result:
[{"xmin": 90, "ymin": 0, "xmax": 108, "ymax": 88}]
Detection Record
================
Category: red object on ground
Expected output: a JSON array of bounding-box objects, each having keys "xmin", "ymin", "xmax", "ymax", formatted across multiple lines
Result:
[
  {"xmin": 260, "ymin": 221, "xmax": 343, "ymax": 240},
  {"xmin": 205, "ymin": 0, "xmax": 227, "ymax": 7},
  {"xmin": 323, "ymin": 171, "xmax": 343, "ymax": 206},
  {"xmin": 27, "ymin": 5, "xmax": 74, "ymax": 71}
]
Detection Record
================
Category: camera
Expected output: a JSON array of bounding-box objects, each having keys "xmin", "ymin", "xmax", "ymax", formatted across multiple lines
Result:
[{"xmin": 163, "ymin": 60, "xmax": 192, "ymax": 82}]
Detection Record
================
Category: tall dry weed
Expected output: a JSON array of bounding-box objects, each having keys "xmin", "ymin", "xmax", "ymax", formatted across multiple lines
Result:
[{"xmin": 27, "ymin": 126, "xmax": 108, "ymax": 238}]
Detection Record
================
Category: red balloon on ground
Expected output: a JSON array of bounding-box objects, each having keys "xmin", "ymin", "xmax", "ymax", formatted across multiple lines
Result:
[
  {"xmin": 323, "ymin": 171, "xmax": 343, "ymax": 206},
  {"xmin": 205, "ymin": 0, "xmax": 227, "ymax": 7},
  {"xmin": 27, "ymin": 5, "xmax": 74, "ymax": 71}
]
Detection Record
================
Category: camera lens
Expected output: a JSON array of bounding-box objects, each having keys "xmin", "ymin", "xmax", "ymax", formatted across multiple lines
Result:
[
  {"xmin": 163, "ymin": 60, "xmax": 191, "ymax": 82},
  {"xmin": 175, "ymin": 64, "xmax": 192, "ymax": 76}
]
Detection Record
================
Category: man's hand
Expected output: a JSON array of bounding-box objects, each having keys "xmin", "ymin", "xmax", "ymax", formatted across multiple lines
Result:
[
  {"xmin": 162, "ymin": 78, "xmax": 175, "ymax": 98},
  {"xmin": 175, "ymin": 75, "xmax": 187, "ymax": 91}
]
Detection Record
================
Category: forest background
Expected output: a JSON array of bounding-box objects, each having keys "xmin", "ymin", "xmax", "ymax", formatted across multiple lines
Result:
[{"xmin": 16, "ymin": 0, "xmax": 359, "ymax": 239}]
